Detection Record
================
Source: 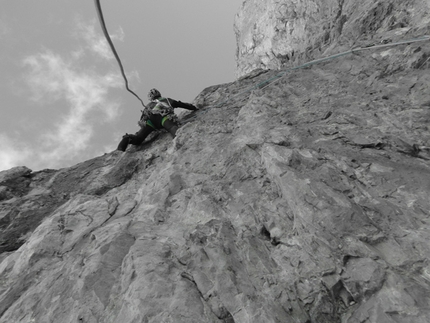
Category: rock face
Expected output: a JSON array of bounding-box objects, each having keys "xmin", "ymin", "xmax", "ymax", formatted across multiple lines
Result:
[
  {"xmin": 1, "ymin": 1, "xmax": 430, "ymax": 322},
  {"xmin": 234, "ymin": 0, "xmax": 430, "ymax": 77}
]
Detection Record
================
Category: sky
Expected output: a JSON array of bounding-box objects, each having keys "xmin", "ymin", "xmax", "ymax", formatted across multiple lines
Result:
[{"xmin": 0, "ymin": 0, "xmax": 244, "ymax": 172}]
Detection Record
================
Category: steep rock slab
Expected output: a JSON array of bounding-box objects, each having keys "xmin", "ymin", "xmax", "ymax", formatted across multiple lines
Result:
[{"xmin": 1, "ymin": 2, "xmax": 430, "ymax": 323}]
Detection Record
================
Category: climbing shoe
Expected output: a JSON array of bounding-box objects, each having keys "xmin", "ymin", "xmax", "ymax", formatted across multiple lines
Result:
[{"xmin": 117, "ymin": 134, "xmax": 130, "ymax": 151}]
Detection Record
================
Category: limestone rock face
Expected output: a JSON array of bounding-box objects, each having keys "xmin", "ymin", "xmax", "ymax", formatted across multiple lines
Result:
[
  {"xmin": 1, "ymin": 1, "xmax": 430, "ymax": 323},
  {"xmin": 234, "ymin": 0, "xmax": 430, "ymax": 77}
]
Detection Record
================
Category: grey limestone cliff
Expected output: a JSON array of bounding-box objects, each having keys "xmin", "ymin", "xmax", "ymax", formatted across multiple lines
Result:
[
  {"xmin": 234, "ymin": 0, "xmax": 430, "ymax": 77},
  {"xmin": 1, "ymin": 0, "xmax": 430, "ymax": 322}
]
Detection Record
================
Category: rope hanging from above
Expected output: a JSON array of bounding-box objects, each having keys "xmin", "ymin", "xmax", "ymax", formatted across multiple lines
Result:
[{"xmin": 94, "ymin": 0, "xmax": 147, "ymax": 108}]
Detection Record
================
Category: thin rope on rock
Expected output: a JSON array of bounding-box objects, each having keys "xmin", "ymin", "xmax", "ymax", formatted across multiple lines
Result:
[{"xmin": 215, "ymin": 35, "xmax": 430, "ymax": 107}]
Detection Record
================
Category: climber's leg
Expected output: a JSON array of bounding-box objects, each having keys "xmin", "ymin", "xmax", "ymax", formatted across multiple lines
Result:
[
  {"xmin": 117, "ymin": 134, "xmax": 132, "ymax": 151},
  {"xmin": 116, "ymin": 125, "xmax": 154, "ymax": 151},
  {"xmin": 162, "ymin": 117, "xmax": 179, "ymax": 137},
  {"xmin": 130, "ymin": 126, "xmax": 154, "ymax": 145}
]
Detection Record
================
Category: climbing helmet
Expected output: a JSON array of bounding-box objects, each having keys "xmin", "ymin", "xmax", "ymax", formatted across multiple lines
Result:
[{"xmin": 148, "ymin": 88, "xmax": 161, "ymax": 101}]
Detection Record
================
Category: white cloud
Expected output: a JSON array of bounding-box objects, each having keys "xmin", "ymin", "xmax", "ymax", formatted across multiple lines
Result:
[
  {"xmin": 75, "ymin": 16, "xmax": 125, "ymax": 60},
  {"xmin": 11, "ymin": 18, "xmax": 127, "ymax": 171},
  {"xmin": 23, "ymin": 52, "xmax": 67, "ymax": 103},
  {"xmin": 0, "ymin": 16, "xmax": 146, "ymax": 172},
  {"xmin": 20, "ymin": 49, "xmax": 123, "ymax": 169},
  {"xmin": 0, "ymin": 134, "xmax": 32, "ymax": 171}
]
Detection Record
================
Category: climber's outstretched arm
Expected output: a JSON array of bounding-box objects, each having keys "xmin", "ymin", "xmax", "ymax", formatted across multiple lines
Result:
[{"xmin": 166, "ymin": 98, "xmax": 198, "ymax": 111}]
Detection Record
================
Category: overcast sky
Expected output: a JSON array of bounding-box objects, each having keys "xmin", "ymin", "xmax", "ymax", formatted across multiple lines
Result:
[{"xmin": 0, "ymin": 0, "xmax": 243, "ymax": 172}]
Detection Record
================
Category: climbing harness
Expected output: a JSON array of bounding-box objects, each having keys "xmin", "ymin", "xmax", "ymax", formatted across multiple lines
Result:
[
  {"xmin": 94, "ymin": 0, "xmax": 147, "ymax": 109},
  {"xmin": 153, "ymin": 98, "xmax": 175, "ymax": 117}
]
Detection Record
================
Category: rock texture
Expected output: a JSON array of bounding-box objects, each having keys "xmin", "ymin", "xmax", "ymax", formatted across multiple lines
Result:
[
  {"xmin": 234, "ymin": 0, "xmax": 430, "ymax": 77},
  {"xmin": 1, "ymin": 1, "xmax": 430, "ymax": 322}
]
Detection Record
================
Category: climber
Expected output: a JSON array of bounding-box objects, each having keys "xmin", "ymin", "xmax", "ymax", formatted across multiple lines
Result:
[{"xmin": 117, "ymin": 88, "xmax": 198, "ymax": 151}]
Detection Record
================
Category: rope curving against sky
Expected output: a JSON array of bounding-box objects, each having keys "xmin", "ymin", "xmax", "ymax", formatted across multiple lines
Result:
[
  {"xmin": 94, "ymin": 0, "xmax": 147, "ymax": 108},
  {"xmin": 93, "ymin": 0, "xmax": 429, "ymax": 122}
]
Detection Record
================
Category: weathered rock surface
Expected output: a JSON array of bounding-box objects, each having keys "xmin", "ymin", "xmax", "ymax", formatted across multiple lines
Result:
[
  {"xmin": 234, "ymin": 0, "xmax": 430, "ymax": 77},
  {"xmin": 1, "ymin": 1, "xmax": 430, "ymax": 322}
]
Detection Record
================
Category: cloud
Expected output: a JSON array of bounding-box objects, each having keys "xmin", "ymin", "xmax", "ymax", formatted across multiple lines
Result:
[
  {"xmin": 23, "ymin": 51, "xmax": 68, "ymax": 103},
  {"xmin": 75, "ymin": 16, "xmax": 125, "ymax": 60},
  {"xmin": 20, "ymin": 49, "xmax": 123, "ymax": 169},
  {"xmin": 0, "ymin": 134, "xmax": 32, "ymax": 171},
  {"xmin": 11, "ymin": 19, "xmax": 126, "ymax": 171}
]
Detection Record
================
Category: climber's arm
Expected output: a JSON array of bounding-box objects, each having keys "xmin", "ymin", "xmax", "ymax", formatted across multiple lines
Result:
[{"xmin": 167, "ymin": 98, "xmax": 198, "ymax": 111}]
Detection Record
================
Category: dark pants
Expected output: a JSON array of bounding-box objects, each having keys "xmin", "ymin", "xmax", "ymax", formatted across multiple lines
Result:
[{"xmin": 117, "ymin": 114, "xmax": 178, "ymax": 151}]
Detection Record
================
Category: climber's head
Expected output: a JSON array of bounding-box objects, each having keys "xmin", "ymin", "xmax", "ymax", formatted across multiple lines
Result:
[{"xmin": 148, "ymin": 88, "xmax": 161, "ymax": 101}]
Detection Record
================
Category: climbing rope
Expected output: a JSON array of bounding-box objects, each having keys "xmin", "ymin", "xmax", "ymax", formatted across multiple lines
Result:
[
  {"xmin": 93, "ymin": 0, "xmax": 429, "ymax": 122},
  {"xmin": 178, "ymin": 34, "xmax": 430, "ymax": 126},
  {"xmin": 94, "ymin": 0, "xmax": 147, "ymax": 108},
  {"xmin": 212, "ymin": 35, "xmax": 430, "ymax": 108}
]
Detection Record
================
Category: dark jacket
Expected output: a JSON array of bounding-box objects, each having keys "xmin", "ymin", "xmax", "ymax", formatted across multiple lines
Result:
[{"xmin": 140, "ymin": 97, "xmax": 197, "ymax": 122}]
